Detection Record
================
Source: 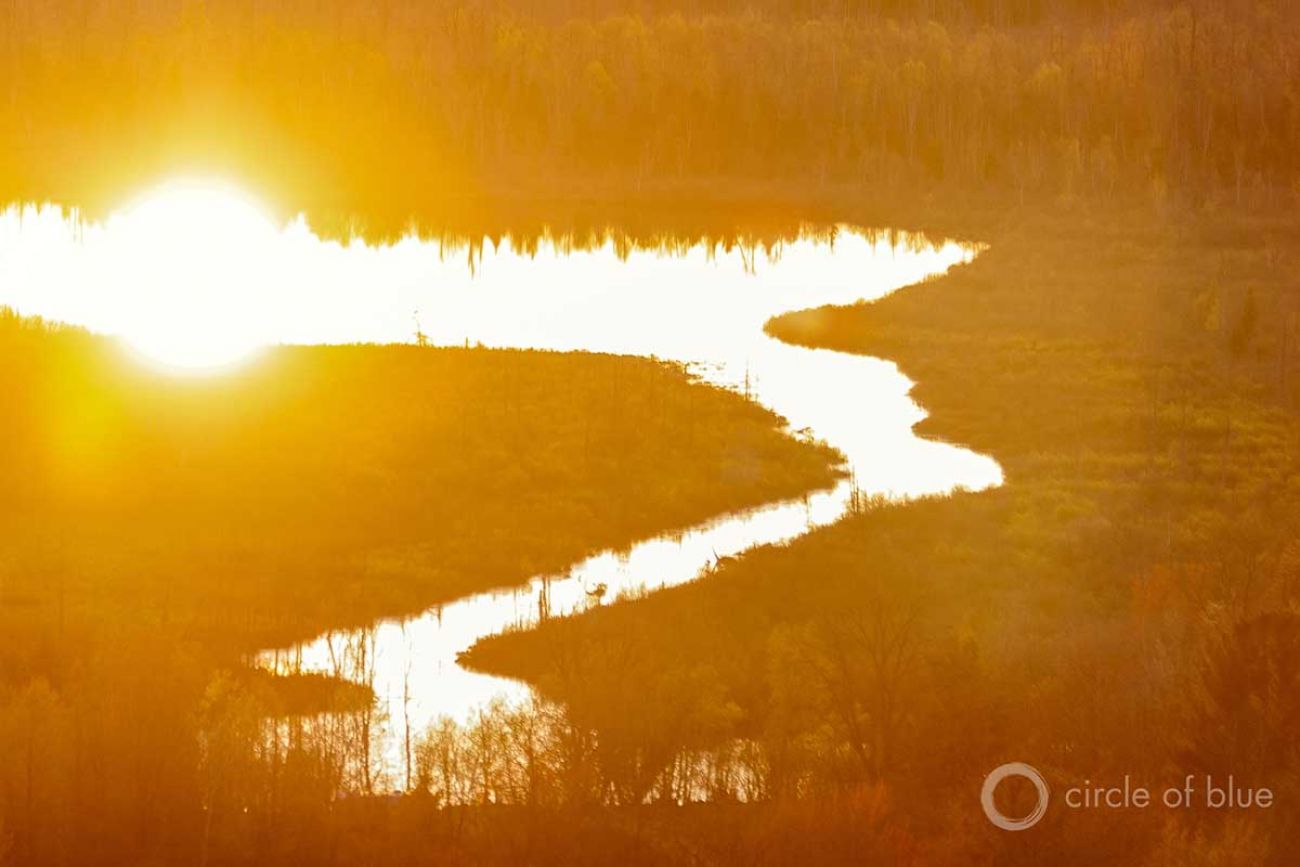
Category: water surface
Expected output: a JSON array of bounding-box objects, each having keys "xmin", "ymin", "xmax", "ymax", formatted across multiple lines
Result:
[{"xmin": 0, "ymin": 184, "xmax": 1003, "ymax": 787}]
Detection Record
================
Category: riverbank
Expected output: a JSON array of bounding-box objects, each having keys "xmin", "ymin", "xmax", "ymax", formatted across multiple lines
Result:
[
  {"xmin": 463, "ymin": 200, "xmax": 1300, "ymax": 862},
  {"xmin": 0, "ymin": 313, "xmax": 841, "ymax": 661}
]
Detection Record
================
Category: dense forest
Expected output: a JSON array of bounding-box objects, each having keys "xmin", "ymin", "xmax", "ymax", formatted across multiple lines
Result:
[{"xmin": 1, "ymin": 0, "xmax": 1298, "ymax": 216}]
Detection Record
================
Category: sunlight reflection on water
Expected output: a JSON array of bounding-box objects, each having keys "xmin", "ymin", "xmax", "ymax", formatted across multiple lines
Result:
[{"xmin": 0, "ymin": 184, "xmax": 1003, "ymax": 787}]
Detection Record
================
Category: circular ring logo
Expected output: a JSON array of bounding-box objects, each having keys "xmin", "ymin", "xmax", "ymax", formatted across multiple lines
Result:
[{"xmin": 981, "ymin": 762, "xmax": 1050, "ymax": 831}]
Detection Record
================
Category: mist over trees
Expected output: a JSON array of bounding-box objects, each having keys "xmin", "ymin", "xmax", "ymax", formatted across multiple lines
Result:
[{"xmin": 2, "ymin": 0, "xmax": 1298, "ymax": 212}]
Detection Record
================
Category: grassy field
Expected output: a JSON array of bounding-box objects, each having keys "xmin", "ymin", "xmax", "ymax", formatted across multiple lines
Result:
[
  {"xmin": 0, "ymin": 312, "xmax": 841, "ymax": 659},
  {"xmin": 463, "ymin": 200, "xmax": 1300, "ymax": 862}
]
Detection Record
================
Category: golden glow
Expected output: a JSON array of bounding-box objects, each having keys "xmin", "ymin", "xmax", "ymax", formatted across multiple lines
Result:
[
  {"xmin": 102, "ymin": 179, "xmax": 280, "ymax": 369},
  {"xmin": 3, "ymin": 184, "xmax": 1003, "ymax": 768},
  {"xmin": 1, "ymin": 182, "xmax": 987, "ymax": 377}
]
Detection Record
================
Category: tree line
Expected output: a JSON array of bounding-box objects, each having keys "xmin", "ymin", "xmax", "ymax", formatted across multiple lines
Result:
[{"xmin": 1, "ymin": 1, "xmax": 1297, "ymax": 215}]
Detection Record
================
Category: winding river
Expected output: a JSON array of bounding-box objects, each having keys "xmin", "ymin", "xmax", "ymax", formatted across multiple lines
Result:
[{"xmin": 0, "ymin": 184, "xmax": 1003, "ymax": 785}]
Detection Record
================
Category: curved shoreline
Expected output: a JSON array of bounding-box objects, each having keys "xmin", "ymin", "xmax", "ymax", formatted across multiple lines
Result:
[{"xmin": 256, "ymin": 228, "xmax": 1002, "ymax": 787}]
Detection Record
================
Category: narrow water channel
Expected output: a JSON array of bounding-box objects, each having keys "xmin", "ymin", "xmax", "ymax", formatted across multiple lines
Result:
[{"xmin": 0, "ymin": 190, "xmax": 1003, "ymax": 784}]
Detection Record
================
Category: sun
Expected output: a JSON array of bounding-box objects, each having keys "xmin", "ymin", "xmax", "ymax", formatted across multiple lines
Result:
[{"xmin": 103, "ymin": 179, "xmax": 283, "ymax": 370}]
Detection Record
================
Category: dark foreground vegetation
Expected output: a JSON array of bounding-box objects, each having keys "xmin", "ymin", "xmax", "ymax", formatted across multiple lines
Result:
[
  {"xmin": 0, "ymin": 313, "xmax": 842, "ymax": 864},
  {"xmin": 11, "ymin": 201, "xmax": 1292, "ymax": 865},
  {"xmin": 467, "ymin": 202, "xmax": 1300, "ymax": 863}
]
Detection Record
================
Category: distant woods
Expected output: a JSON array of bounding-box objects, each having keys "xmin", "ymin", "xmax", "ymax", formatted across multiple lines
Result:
[{"xmin": 2, "ymin": 0, "xmax": 1298, "ymax": 213}]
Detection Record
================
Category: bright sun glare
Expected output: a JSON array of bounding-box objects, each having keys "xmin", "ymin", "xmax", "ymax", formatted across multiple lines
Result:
[{"xmin": 105, "ymin": 180, "xmax": 282, "ymax": 370}]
